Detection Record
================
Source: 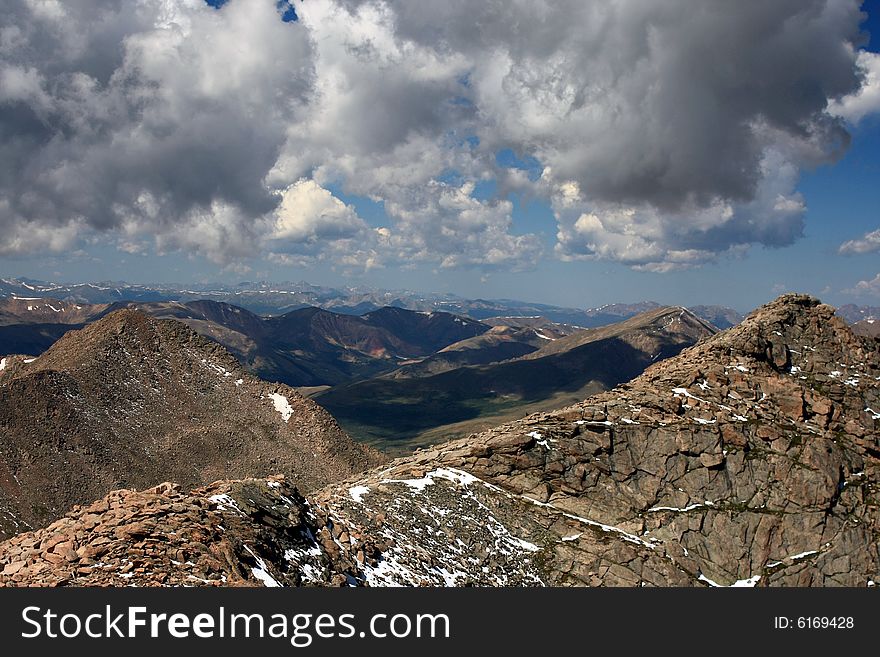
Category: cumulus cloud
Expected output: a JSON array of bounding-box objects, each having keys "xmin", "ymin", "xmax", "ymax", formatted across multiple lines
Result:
[
  {"xmin": 271, "ymin": 180, "xmax": 367, "ymax": 244},
  {"xmin": 829, "ymin": 51, "xmax": 880, "ymax": 123},
  {"xmin": 0, "ymin": 0, "xmax": 877, "ymax": 273},
  {"xmin": 845, "ymin": 272, "xmax": 880, "ymax": 297},
  {"xmin": 839, "ymin": 228, "xmax": 880, "ymax": 255},
  {"xmin": 0, "ymin": 0, "xmax": 311, "ymax": 262},
  {"xmin": 380, "ymin": 181, "xmax": 543, "ymax": 270}
]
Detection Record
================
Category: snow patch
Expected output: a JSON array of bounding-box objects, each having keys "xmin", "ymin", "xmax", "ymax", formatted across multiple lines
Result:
[
  {"xmin": 788, "ymin": 550, "xmax": 819, "ymax": 561},
  {"xmin": 730, "ymin": 575, "xmax": 761, "ymax": 587},
  {"xmin": 528, "ymin": 430, "xmax": 555, "ymax": 449},
  {"xmin": 349, "ymin": 485, "xmax": 370, "ymax": 503},
  {"xmin": 245, "ymin": 546, "xmax": 281, "ymax": 587},
  {"xmin": 269, "ymin": 393, "xmax": 293, "ymax": 422},
  {"xmin": 647, "ymin": 502, "xmax": 712, "ymax": 513}
]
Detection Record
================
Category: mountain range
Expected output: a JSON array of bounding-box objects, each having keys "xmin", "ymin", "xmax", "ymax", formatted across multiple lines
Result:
[
  {"xmin": 1, "ymin": 294, "xmax": 876, "ymax": 587},
  {"xmin": 316, "ymin": 306, "xmax": 716, "ymax": 451},
  {"xmin": 0, "ymin": 276, "xmax": 746, "ymax": 327}
]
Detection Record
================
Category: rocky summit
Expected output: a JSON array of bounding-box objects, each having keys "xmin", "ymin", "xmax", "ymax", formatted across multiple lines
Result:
[
  {"xmin": 0, "ymin": 309, "xmax": 383, "ymax": 540},
  {"xmin": 1, "ymin": 294, "xmax": 878, "ymax": 587}
]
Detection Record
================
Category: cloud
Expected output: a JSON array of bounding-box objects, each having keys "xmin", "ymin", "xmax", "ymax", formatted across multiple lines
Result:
[
  {"xmin": 271, "ymin": 180, "xmax": 367, "ymax": 244},
  {"xmin": 0, "ymin": 0, "xmax": 312, "ymax": 262},
  {"xmin": 839, "ymin": 228, "xmax": 880, "ymax": 255},
  {"xmin": 551, "ymin": 149, "xmax": 805, "ymax": 270},
  {"xmin": 845, "ymin": 272, "xmax": 880, "ymax": 297},
  {"xmin": 0, "ymin": 0, "xmax": 877, "ymax": 273},
  {"xmin": 380, "ymin": 181, "xmax": 543, "ymax": 270},
  {"xmin": 828, "ymin": 51, "xmax": 880, "ymax": 123}
]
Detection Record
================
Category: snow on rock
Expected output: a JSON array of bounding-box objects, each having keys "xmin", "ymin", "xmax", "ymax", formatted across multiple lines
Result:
[
  {"xmin": 647, "ymin": 501, "xmax": 714, "ymax": 513},
  {"xmin": 527, "ymin": 430, "xmax": 554, "ymax": 449},
  {"xmin": 349, "ymin": 485, "xmax": 370, "ymax": 503},
  {"xmin": 700, "ymin": 572, "xmax": 760, "ymax": 587},
  {"xmin": 344, "ymin": 467, "xmax": 544, "ymax": 586},
  {"xmin": 244, "ymin": 546, "xmax": 280, "ymax": 587},
  {"xmin": 730, "ymin": 575, "xmax": 761, "ymax": 587},
  {"xmin": 0, "ymin": 358, "xmax": 6, "ymax": 371},
  {"xmin": 269, "ymin": 393, "xmax": 293, "ymax": 423}
]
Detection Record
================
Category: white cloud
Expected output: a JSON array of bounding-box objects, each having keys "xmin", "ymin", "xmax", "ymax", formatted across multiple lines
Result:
[
  {"xmin": 828, "ymin": 51, "xmax": 880, "ymax": 123},
  {"xmin": 845, "ymin": 273, "xmax": 880, "ymax": 297},
  {"xmin": 271, "ymin": 180, "xmax": 366, "ymax": 243},
  {"xmin": 839, "ymin": 228, "xmax": 880, "ymax": 255},
  {"xmin": 380, "ymin": 181, "xmax": 543, "ymax": 270}
]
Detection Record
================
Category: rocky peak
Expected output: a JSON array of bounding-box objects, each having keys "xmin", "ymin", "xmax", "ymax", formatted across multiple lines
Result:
[{"xmin": 0, "ymin": 308, "xmax": 384, "ymax": 541}]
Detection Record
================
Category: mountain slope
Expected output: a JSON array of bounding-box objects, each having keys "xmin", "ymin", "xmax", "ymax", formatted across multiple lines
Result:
[
  {"xmin": 315, "ymin": 307, "xmax": 716, "ymax": 450},
  {"xmin": 382, "ymin": 319, "xmax": 580, "ymax": 379},
  {"xmin": 0, "ymin": 309, "xmax": 383, "ymax": 540},
  {"xmin": 311, "ymin": 294, "xmax": 879, "ymax": 586},
  {"xmin": 853, "ymin": 319, "xmax": 879, "ymax": 338},
  {"xmin": 4, "ymin": 294, "xmax": 876, "ymax": 587}
]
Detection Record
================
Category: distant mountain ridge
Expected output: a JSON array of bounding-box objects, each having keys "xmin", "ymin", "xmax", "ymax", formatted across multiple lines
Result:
[
  {"xmin": 0, "ymin": 298, "xmax": 489, "ymax": 387},
  {"xmin": 0, "ymin": 277, "xmax": 744, "ymax": 327},
  {"xmin": 316, "ymin": 306, "xmax": 717, "ymax": 451}
]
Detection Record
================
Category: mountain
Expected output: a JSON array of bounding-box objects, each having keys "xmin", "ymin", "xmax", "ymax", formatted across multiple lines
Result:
[
  {"xmin": 0, "ymin": 309, "xmax": 383, "ymax": 540},
  {"xmin": 853, "ymin": 318, "xmax": 880, "ymax": 338},
  {"xmin": 315, "ymin": 306, "xmax": 716, "ymax": 451},
  {"xmin": 255, "ymin": 306, "xmax": 487, "ymax": 386},
  {"xmin": 688, "ymin": 304, "xmax": 744, "ymax": 329},
  {"xmin": 1, "ymin": 276, "xmax": 741, "ymax": 329},
  {"xmin": 0, "ymin": 278, "xmax": 171, "ymax": 304},
  {"xmin": 382, "ymin": 319, "xmax": 579, "ymax": 379},
  {"xmin": 0, "ymin": 298, "xmax": 489, "ymax": 388},
  {"xmin": 4, "ymin": 294, "xmax": 877, "ymax": 587},
  {"xmin": 0, "ymin": 296, "xmax": 109, "ymax": 356},
  {"xmin": 835, "ymin": 304, "xmax": 880, "ymax": 325}
]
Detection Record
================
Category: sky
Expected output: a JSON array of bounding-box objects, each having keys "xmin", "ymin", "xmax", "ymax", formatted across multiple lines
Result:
[{"xmin": 2, "ymin": 0, "xmax": 880, "ymax": 312}]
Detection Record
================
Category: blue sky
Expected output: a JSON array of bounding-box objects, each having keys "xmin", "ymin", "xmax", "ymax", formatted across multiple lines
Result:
[{"xmin": 2, "ymin": 0, "xmax": 880, "ymax": 313}]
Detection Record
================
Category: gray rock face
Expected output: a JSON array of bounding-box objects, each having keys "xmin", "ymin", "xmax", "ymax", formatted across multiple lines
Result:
[{"xmin": 313, "ymin": 294, "xmax": 879, "ymax": 586}]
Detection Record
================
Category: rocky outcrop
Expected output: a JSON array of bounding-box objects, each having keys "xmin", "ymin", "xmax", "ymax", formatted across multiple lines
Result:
[
  {"xmin": 0, "ymin": 478, "xmax": 352, "ymax": 587},
  {"xmin": 321, "ymin": 294, "xmax": 876, "ymax": 587},
  {"xmin": 2, "ymin": 295, "xmax": 878, "ymax": 587},
  {"xmin": 0, "ymin": 309, "xmax": 384, "ymax": 540}
]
